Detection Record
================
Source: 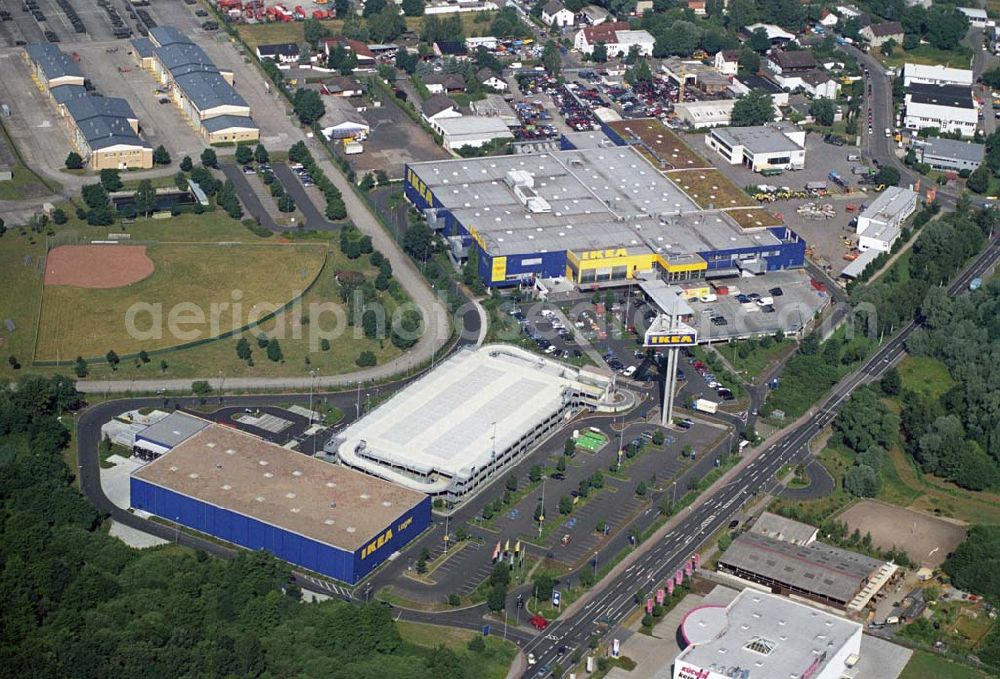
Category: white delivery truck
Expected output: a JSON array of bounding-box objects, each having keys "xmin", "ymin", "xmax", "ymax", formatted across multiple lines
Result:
[{"xmin": 693, "ymin": 398, "xmax": 719, "ymax": 414}]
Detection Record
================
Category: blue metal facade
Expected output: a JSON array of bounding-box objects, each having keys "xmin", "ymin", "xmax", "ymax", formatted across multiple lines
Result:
[{"xmin": 131, "ymin": 477, "xmax": 431, "ymax": 584}]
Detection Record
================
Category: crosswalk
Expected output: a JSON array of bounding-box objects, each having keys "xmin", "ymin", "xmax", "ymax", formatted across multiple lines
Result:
[{"xmin": 299, "ymin": 574, "xmax": 354, "ymax": 600}]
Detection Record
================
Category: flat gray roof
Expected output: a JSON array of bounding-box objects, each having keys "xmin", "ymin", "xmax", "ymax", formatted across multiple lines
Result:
[
  {"xmin": 860, "ymin": 186, "xmax": 917, "ymax": 222},
  {"xmin": 711, "ymin": 125, "xmax": 803, "ymax": 155},
  {"xmin": 149, "ymin": 26, "xmax": 247, "ymax": 113},
  {"xmin": 148, "ymin": 25, "xmax": 191, "ymax": 48},
  {"xmin": 719, "ymin": 532, "xmax": 885, "ymax": 604},
  {"xmin": 749, "ymin": 511, "xmax": 818, "ymax": 545},
  {"xmin": 130, "ymin": 37, "xmax": 155, "ymax": 58},
  {"xmin": 677, "ymin": 589, "xmax": 862, "ymax": 676},
  {"xmin": 136, "ymin": 411, "xmax": 210, "ymax": 449},
  {"xmin": 133, "ymin": 424, "xmax": 427, "ymax": 552},
  {"xmin": 50, "ymin": 83, "xmax": 88, "ymax": 105},
  {"xmin": 412, "ymin": 147, "xmax": 780, "ymax": 257},
  {"xmin": 922, "ymin": 136, "xmax": 985, "ymax": 163},
  {"xmin": 63, "ymin": 95, "xmax": 148, "ymax": 149},
  {"xmin": 24, "ymin": 44, "xmax": 83, "ymax": 81}
]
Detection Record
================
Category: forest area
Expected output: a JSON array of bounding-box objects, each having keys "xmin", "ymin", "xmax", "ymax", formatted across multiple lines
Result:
[{"xmin": 0, "ymin": 376, "xmax": 499, "ymax": 678}]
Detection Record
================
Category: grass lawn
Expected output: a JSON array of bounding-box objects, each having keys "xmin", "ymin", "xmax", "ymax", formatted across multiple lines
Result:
[
  {"xmin": 396, "ymin": 620, "xmax": 516, "ymax": 679},
  {"xmin": 666, "ymin": 168, "xmax": 756, "ymax": 209},
  {"xmin": 718, "ymin": 337, "xmax": 795, "ymax": 380},
  {"xmin": 0, "ymin": 120, "xmax": 60, "ymax": 200},
  {"xmin": 238, "ymin": 14, "xmax": 494, "ymax": 50},
  {"xmin": 897, "ymin": 355, "xmax": 955, "ymax": 400},
  {"xmin": 36, "ymin": 242, "xmax": 328, "ymax": 360},
  {"xmin": 882, "ymin": 44, "xmax": 973, "ymax": 70},
  {"xmin": 769, "ymin": 443, "xmax": 856, "ymax": 523},
  {"xmin": 900, "ymin": 651, "xmax": 993, "ymax": 679}
]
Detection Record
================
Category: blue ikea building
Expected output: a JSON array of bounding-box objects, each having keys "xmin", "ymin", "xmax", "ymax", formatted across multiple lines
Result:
[
  {"xmin": 403, "ymin": 118, "xmax": 805, "ymax": 289},
  {"xmin": 130, "ymin": 423, "xmax": 430, "ymax": 584}
]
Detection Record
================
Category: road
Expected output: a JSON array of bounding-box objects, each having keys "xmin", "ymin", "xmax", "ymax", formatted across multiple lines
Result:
[{"xmin": 518, "ymin": 237, "xmax": 1000, "ymax": 676}]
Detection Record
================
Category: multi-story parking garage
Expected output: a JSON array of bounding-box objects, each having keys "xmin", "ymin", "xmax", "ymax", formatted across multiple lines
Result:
[
  {"xmin": 326, "ymin": 345, "xmax": 613, "ymax": 505},
  {"xmin": 404, "ymin": 118, "xmax": 805, "ymax": 289}
]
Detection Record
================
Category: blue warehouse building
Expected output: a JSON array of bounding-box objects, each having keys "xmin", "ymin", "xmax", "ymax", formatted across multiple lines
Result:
[
  {"xmin": 404, "ymin": 118, "xmax": 805, "ymax": 289},
  {"xmin": 131, "ymin": 423, "xmax": 430, "ymax": 584}
]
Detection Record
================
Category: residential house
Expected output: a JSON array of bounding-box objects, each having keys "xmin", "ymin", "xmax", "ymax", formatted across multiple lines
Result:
[
  {"xmin": 819, "ymin": 9, "xmax": 838, "ymax": 27},
  {"xmin": 478, "ymin": 68, "xmax": 508, "ymax": 91},
  {"xmin": 860, "ymin": 21, "xmax": 903, "ymax": 48},
  {"xmin": 578, "ymin": 4, "xmax": 611, "ymax": 25},
  {"xmin": 321, "ymin": 75, "xmax": 364, "ymax": 97},
  {"xmin": 541, "ymin": 0, "xmax": 575, "ymax": 27},
  {"xmin": 255, "ymin": 42, "xmax": 299, "ymax": 64},
  {"xmin": 733, "ymin": 73, "xmax": 789, "ymax": 107},
  {"xmin": 323, "ymin": 37, "xmax": 376, "ymax": 68},
  {"xmin": 434, "ymin": 41, "xmax": 469, "ymax": 59},
  {"xmin": 687, "ymin": 0, "xmax": 706, "ymax": 15},
  {"xmin": 573, "ymin": 21, "xmax": 655, "ymax": 58},
  {"xmin": 958, "ymin": 7, "xmax": 989, "ymax": 28},
  {"xmin": 321, "ymin": 96, "xmax": 371, "ymax": 140},
  {"xmin": 424, "ymin": 73, "xmax": 467, "ymax": 95},
  {"xmin": 714, "ymin": 50, "xmax": 740, "ymax": 77},
  {"xmin": 422, "ymin": 93, "xmax": 462, "ymax": 128},
  {"xmin": 765, "ymin": 50, "xmax": 817, "ymax": 75}
]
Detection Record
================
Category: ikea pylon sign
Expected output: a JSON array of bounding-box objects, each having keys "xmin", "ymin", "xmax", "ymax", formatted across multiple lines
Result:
[{"xmin": 644, "ymin": 330, "xmax": 698, "ymax": 347}]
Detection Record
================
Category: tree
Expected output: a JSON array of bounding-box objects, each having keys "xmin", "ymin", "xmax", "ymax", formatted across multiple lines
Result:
[
  {"xmin": 880, "ymin": 367, "xmax": 902, "ymax": 396},
  {"xmin": 401, "ymin": 0, "xmax": 425, "ymax": 17},
  {"xmin": 252, "ymin": 144, "xmax": 269, "ymax": 165},
  {"xmin": 558, "ymin": 495, "xmax": 573, "ymax": 515},
  {"xmin": 528, "ymin": 464, "xmax": 543, "ymax": 483},
  {"xmin": 180, "ymin": 155, "xmax": 193, "ymax": 172},
  {"xmin": 542, "ymin": 40, "xmax": 561, "ymax": 76},
  {"xmin": 51, "ymin": 208, "xmax": 67, "ymax": 225},
  {"xmin": 236, "ymin": 337, "xmax": 252, "ymax": 362},
  {"xmin": 356, "ymin": 351, "xmax": 377, "ymax": 367},
  {"xmin": 467, "ymin": 634, "xmax": 485, "ymax": 653},
  {"xmin": 360, "ymin": 172, "xmax": 376, "ymax": 191},
  {"xmin": 564, "ymin": 437, "xmax": 576, "ymax": 456},
  {"xmin": 625, "ymin": 58, "xmax": 653, "ymax": 85},
  {"xmin": 65, "ymin": 151, "xmax": 83, "ymax": 170},
  {"xmin": 266, "ymin": 339, "xmax": 283, "ymax": 362},
  {"xmin": 875, "ymin": 166, "xmax": 900, "ymax": 187},
  {"xmin": 880, "ymin": 38, "xmax": 897, "ymax": 57},
  {"xmin": 748, "ymin": 27, "xmax": 771, "ymax": 53},
  {"xmin": 235, "ymin": 144, "xmax": 254, "ymax": 165},
  {"xmin": 277, "ymin": 194, "xmax": 296, "ymax": 213},
  {"xmin": 74, "ymin": 356, "xmax": 88, "ymax": 378},
  {"xmin": 200, "ymin": 148, "xmax": 218, "ymax": 168},
  {"xmin": 966, "ymin": 165, "xmax": 990, "ymax": 194},
  {"xmin": 737, "ymin": 49, "xmax": 760, "ymax": 74},
  {"xmin": 844, "ymin": 464, "xmax": 879, "ymax": 497},
  {"xmin": 292, "ymin": 88, "xmax": 326, "ymax": 126},
  {"xmin": 303, "ymin": 17, "xmax": 331, "ymax": 47},
  {"xmin": 192, "ymin": 380, "xmax": 213, "ymax": 402},
  {"xmin": 926, "ymin": 6, "xmax": 970, "ymax": 51},
  {"xmin": 403, "ymin": 222, "xmax": 434, "ymax": 261},
  {"xmin": 809, "ymin": 98, "xmax": 836, "ymax": 127},
  {"xmin": 591, "ymin": 41, "xmax": 608, "ymax": 63},
  {"xmin": 105, "ymin": 349, "xmax": 120, "ymax": 370},
  {"xmin": 731, "ymin": 89, "xmax": 775, "ymax": 126},
  {"xmin": 395, "ymin": 49, "xmax": 418, "ymax": 74},
  {"xmin": 99, "ymin": 169, "xmax": 123, "ymax": 192},
  {"xmin": 490, "ymin": 7, "xmax": 529, "ymax": 38},
  {"xmin": 533, "ymin": 572, "xmax": 555, "ymax": 601},
  {"xmin": 134, "ymin": 179, "xmax": 156, "ymax": 217},
  {"xmin": 175, "ymin": 170, "xmax": 188, "ymax": 191},
  {"xmin": 152, "ymin": 145, "xmax": 171, "ymax": 165},
  {"xmin": 363, "ymin": 0, "xmax": 386, "ymax": 16},
  {"xmin": 367, "ymin": 6, "xmax": 406, "ymax": 43},
  {"xmin": 635, "ymin": 481, "xmax": 647, "ymax": 496}
]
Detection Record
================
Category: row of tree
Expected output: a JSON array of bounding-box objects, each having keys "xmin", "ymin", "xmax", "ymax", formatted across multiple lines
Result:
[{"xmin": 833, "ymin": 385, "xmax": 899, "ymax": 497}]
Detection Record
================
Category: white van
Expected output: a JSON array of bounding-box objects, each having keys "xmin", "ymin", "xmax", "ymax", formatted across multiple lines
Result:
[
  {"xmin": 756, "ymin": 296, "xmax": 774, "ymax": 306},
  {"xmin": 623, "ymin": 365, "xmax": 637, "ymax": 377}
]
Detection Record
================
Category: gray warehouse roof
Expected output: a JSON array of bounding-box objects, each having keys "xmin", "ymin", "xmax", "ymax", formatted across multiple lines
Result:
[
  {"xmin": 49, "ymin": 83, "xmax": 88, "ymax": 105},
  {"xmin": 148, "ymin": 25, "xmax": 191, "ymax": 48},
  {"xmin": 25, "ymin": 43, "xmax": 84, "ymax": 81},
  {"xmin": 922, "ymin": 136, "xmax": 985, "ymax": 163},
  {"xmin": 749, "ymin": 511, "xmax": 818, "ymax": 545},
  {"xmin": 136, "ymin": 411, "xmax": 210, "ymax": 449},
  {"xmin": 202, "ymin": 114, "xmax": 259, "ymax": 133},
  {"xmin": 711, "ymin": 125, "xmax": 803, "ymax": 154},
  {"xmin": 860, "ymin": 185, "xmax": 918, "ymax": 221},
  {"xmin": 149, "ymin": 25, "xmax": 246, "ymax": 114},
  {"xmin": 719, "ymin": 532, "xmax": 885, "ymax": 604},
  {"xmin": 63, "ymin": 95, "xmax": 148, "ymax": 149},
  {"xmin": 174, "ymin": 70, "xmax": 248, "ymax": 111},
  {"xmin": 130, "ymin": 37, "xmax": 155, "ymax": 59},
  {"xmin": 677, "ymin": 589, "xmax": 862, "ymax": 678}
]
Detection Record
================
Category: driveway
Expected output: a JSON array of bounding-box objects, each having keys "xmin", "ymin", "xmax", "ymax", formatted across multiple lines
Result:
[
  {"xmin": 272, "ymin": 162, "xmax": 342, "ymax": 231},
  {"xmin": 220, "ymin": 162, "xmax": 278, "ymax": 230}
]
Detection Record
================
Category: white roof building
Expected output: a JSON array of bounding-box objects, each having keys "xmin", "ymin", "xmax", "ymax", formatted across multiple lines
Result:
[
  {"xmin": 328, "ymin": 345, "xmax": 611, "ymax": 503},
  {"xmin": 673, "ymin": 590, "xmax": 863, "ymax": 679},
  {"xmin": 958, "ymin": 7, "xmax": 989, "ymax": 27},
  {"xmin": 673, "ymin": 99, "xmax": 736, "ymax": 129},
  {"xmin": 706, "ymin": 123, "xmax": 806, "ymax": 172},
  {"xmin": 573, "ymin": 22, "xmax": 654, "ymax": 58},
  {"xmin": 541, "ymin": 0, "xmax": 575, "ymax": 27},
  {"xmin": 902, "ymin": 63, "xmax": 974, "ymax": 88},
  {"xmin": 903, "ymin": 83, "xmax": 978, "ymax": 137},
  {"xmin": 744, "ymin": 23, "xmax": 796, "ymax": 44},
  {"xmin": 856, "ymin": 186, "xmax": 918, "ymax": 252},
  {"xmin": 435, "ymin": 116, "xmax": 514, "ymax": 151}
]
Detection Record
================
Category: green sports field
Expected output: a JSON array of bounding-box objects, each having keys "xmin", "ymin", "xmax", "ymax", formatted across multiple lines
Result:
[{"xmin": 576, "ymin": 430, "xmax": 608, "ymax": 452}]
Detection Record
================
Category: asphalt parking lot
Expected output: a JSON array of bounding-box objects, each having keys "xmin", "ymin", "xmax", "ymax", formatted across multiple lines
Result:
[{"xmin": 351, "ymin": 97, "xmax": 450, "ymax": 179}]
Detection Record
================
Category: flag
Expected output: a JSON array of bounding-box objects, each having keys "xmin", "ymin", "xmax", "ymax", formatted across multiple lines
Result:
[
  {"xmin": 685, "ymin": 560, "xmax": 693, "ymax": 577},
  {"xmin": 504, "ymin": 539, "xmax": 511, "ymax": 554},
  {"xmin": 645, "ymin": 598, "xmax": 654, "ymax": 614},
  {"xmin": 514, "ymin": 540, "xmax": 521, "ymax": 553},
  {"xmin": 492, "ymin": 540, "xmax": 501, "ymax": 562},
  {"xmin": 656, "ymin": 589, "xmax": 665, "ymax": 605},
  {"xmin": 675, "ymin": 570, "xmax": 683, "ymax": 586},
  {"xmin": 667, "ymin": 580, "xmax": 675, "ymax": 595},
  {"xmin": 693, "ymin": 552, "xmax": 701, "ymax": 567}
]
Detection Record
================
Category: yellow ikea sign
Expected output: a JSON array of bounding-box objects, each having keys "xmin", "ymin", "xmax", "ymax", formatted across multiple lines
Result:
[
  {"xmin": 645, "ymin": 333, "xmax": 697, "ymax": 347},
  {"xmin": 491, "ymin": 256, "xmax": 507, "ymax": 282},
  {"xmin": 580, "ymin": 248, "xmax": 629, "ymax": 261},
  {"xmin": 360, "ymin": 516, "xmax": 415, "ymax": 559}
]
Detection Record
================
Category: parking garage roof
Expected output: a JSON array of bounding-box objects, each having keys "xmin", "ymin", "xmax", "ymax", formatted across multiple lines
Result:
[{"xmin": 133, "ymin": 424, "xmax": 426, "ymax": 552}]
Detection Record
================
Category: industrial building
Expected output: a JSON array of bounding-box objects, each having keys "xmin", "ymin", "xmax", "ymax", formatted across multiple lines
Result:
[
  {"xmin": 705, "ymin": 123, "xmax": 806, "ymax": 172},
  {"xmin": 673, "ymin": 99, "xmax": 736, "ymax": 129},
  {"xmin": 434, "ymin": 116, "xmax": 514, "ymax": 152},
  {"xmin": 903, "ymin": 83, "xmax": 978, "ymax": 138},
  {"xmin": 717, "ymin": 531, "xmax": 897, "ymax": 611},
  {"xmin": 748, "ymin": 511, "xmax": 818, "ymax": 546},
  {"xmin": 326, "ymin": 345, "xmax": 613, "ymax": 504},
  {"xmin": 673, "ymin": 589, "xmax": 863, "ymax": 679},
  {"xmin": 24, "ymin": 44, "xmax": 152, "ymax": 170},
  {"xmin": 404, "ymin": 118, "xmax": 804, "ymax": 288},
  {"xmin": 901, "ymin": 63, "xmax": 974, "ymax": 88},
  {"xmin": 133, "ymin": 27, "xmax": 259, "ymax": 144},
  {"xmin": 856, "ymin": 186, "xmax": 918, "ymax": 252},
  {"xmin": 916, "ymin": 136, "xmax": 984, "ymax": 172},
  {"xmin": 131, "ymin": 411, "xmax": 210, "ymax": 460},
  {"xmin": 131, "ymin": 423, "xmax": 430, "ymax": 584}
]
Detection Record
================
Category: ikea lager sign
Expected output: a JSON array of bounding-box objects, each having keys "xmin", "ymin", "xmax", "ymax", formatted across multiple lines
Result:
[
  {"xmin": 644, "ymin": 331, "xmax": 697, "ymax": 348},
  {"xmin": 361, "ymin": 516, "xmax": 415, "ymax": 560}
]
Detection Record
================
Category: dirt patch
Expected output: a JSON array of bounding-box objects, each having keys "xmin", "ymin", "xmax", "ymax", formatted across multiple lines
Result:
[
  {"xmin": 45, "ymin": 245, "xmax": 154, "ymax": 289},
  {"xmin": 838, "ymin": 500, "xmax": 966, "ymax": 567}
]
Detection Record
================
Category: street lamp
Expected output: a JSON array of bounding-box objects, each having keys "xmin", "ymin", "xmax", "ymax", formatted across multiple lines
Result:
[{"xmin": 308, "ymin": 368, "xmax": 317, "ymax": 423}]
